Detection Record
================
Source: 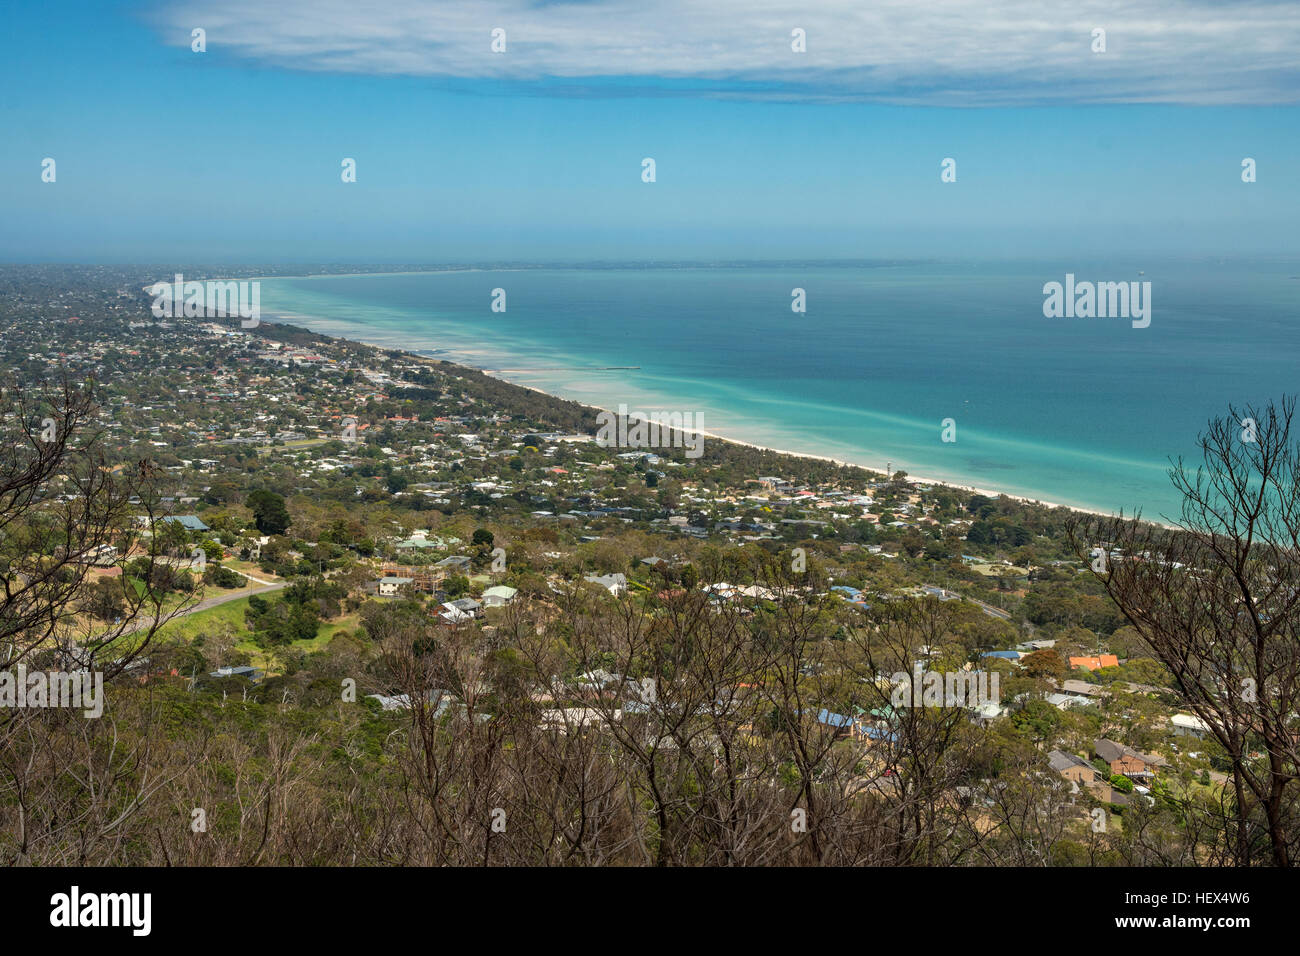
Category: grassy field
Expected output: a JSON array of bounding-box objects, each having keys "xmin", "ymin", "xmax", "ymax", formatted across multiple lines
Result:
[
  {"xmin": 255, "ymin": 438, "xmax": 327, "ymax": 455},
  {"xmin": 156, "ymin": 594, "xmax": 361, "ymax": 675},
  {"xmin": 159, "ymin": 595, "xmax": 251, "ymax": 642}
]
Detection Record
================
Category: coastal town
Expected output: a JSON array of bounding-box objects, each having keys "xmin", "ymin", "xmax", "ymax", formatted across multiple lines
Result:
[
  {"xmin": 6, "ymin": 0, "xmax": 1296, "ymax": 933},
  {"xmin": 0, "ymin": 264, "xmax": 1284, "ymax": 867}
]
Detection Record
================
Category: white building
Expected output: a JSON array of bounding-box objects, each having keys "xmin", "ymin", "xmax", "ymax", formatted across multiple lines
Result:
[
  {"xmin": 1172, "ymin": 713, "xmax": 1210, "ymax": 739},
  {"xmin": 481, "ymin": 585, "xmax": 518, "ymax": 607},
  {"xmin": 584, "ymin": 573, "xmax": 627, "ymax": 597},
  {"xmin": 378, "ymin": 576, "xmax": 413, "ymax": 596}
]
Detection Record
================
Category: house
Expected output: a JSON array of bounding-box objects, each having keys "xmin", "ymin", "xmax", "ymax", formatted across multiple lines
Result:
[
  {"xmin": 1172, "ymin": 713, "xmax": 1211, "ymax": 739},
  {"xmin": 584, "ymin": 572, "xmax": 628, "ymax": 596},
  {"xmin": 1095, "ymin": 738, "xmax": 1164, "ymax": 781},
  {"xmin": 831, "ymin": 585, "xmax": 870, "ymax": 608},
  {"xmin": 1087, "ymin": 780, "xmax": 1129, "ymax": 806},
  {"xmin": 1022, "ymin": 639, "xmax": 1057, "ymax": 651},
  {"xmin": 439, "ymin": 597, "xmax": 482, "ymax": 623},
  {"xmin": 481, "ymin": 584, "xmax": 518, "ymax": 607},
  {"xmin": 816, "ymin": 708, "xmax": 856, "ymax": 737},
  {"xmin": 434, "ymin": 555, "xmax": 473, "ymax": 572},
  {"xmin": 165, "ymin": 515, "xmax": 210, "ymax": 532},
  {"xmin": 137, "ymin": 514, "xmax": 210, "ymax": 532},
  {"xmin": 378, "ymin": 575, "xmax": 412, "ymax": 596},
  {"xmin": 395, "ymin": 534, "xmax": 443, "ymax": 551},
  {"xmin": 539, "ymin": 707, "xmax": 620, "ymax": 734},
  {"xmin": 86, "ymin": 543, "xmax": 119, "ymax": 567},
  {"xmin": 1048, "ymin": 750, "xmax": 1098, "ymax": 785},
  {"xmin": 367, "ymin": 689, "xmax": 455, "ymax": 715},
  {"xmin": 576, "ymin": 669, "xmax": 621, "ymax": 693},
  {"xmin": 1046, "ymin": 692, "xmax": 1095, "ymax": 710},
  {"xmin": 208, "ymin": 665, "xmax": 263, "ymax": 683},
  {"xmin": 439, "ymin": 602, "xmax": 473, "ymax": 623},
  {"xmin": 457, "ymin": 593, "xmax": 489, "ymax": 617},
  {"xmin": 1070, "ymin": 654, "xmax": 1119, "ymax": 671},
  {"xmin": 1061, "ymin": 679, "xmax": 1107, "ymax": 698},
  {"xmin": 815, "ymin": 709, "xmax": 896, "ymax": 743},
  {"xmin": 968, "ymin": 700, "xmax": 1006, "ymax": 725},
  {"xmin": 377, "ymin": 563, "xmax": 444, "ymax": 594}
]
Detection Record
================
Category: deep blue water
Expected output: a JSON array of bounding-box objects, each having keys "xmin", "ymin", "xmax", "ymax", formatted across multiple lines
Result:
[{"xmin": 258, "ymin": 260, "xmax": 1300, "ymax": 518}]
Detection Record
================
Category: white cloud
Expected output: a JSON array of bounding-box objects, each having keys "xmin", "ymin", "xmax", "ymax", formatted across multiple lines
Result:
[{"xmin": 158, "ymin": 0, "xmax": 1300, "ymax": 105}]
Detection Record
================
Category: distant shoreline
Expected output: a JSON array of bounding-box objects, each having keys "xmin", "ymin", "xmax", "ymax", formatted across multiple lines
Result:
[
  {"xmin": 248, "ymin": 308, "xmax": 1145, "ymax": 525},
  {"xmin": 509, "ymin": 379, "xmax": 1125, "ymax": 521},
  {"xmin": 143, "ymin": 268, "xmax": 494, "ymax": 291}
]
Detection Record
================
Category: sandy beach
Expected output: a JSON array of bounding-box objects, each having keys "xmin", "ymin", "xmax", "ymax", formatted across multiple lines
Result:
[{"xmin": 255, "ymin": 308, "xmax": 1135, "ymax": 523}]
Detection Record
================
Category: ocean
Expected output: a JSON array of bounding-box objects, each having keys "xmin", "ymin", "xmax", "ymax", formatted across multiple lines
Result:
[{"xmin": 256, "ymin": 260, "xmax": 1300, "ymax": 519}]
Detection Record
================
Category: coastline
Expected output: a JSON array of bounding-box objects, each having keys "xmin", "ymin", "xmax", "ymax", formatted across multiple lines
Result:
[
  {"xmin": 509, "ymin": 379, "xmax": 1125, "ymax": 521},
  {"xmin": 141, "ymin": 268, "xmax": 494, "ymax": 294},
  {"xmin": 255, "ymin": 310, "xmax": 1140, "ymax": 524}
]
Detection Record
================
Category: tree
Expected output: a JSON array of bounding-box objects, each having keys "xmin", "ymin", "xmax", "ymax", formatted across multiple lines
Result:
[
  {"xmin": 1010, "ymin": 699, "xmax": 1061, "ymax": 740},
  {"xmin": 204, "ymin": 565, "xmax": 244, "ymax": 589},
  {"xmin": 900, "ymin": 529, "xmax": 927, "ymax": 557},
  {"xmin": 80, "ymin": 578, "xmax": 126, "ymax": 622},
  {"xmin": 1071, "ymin": 398, "xmax": 1300, "ymax": 866},
  {"xmin": 0, "ymin": 377, "xmax": 192, "ymax": 673},
  {"xmin": 246, "ymin": 488, "xmax": 291, "ymax": 535},
  {"xmin": 1022, "ymin": 648, "xmax": 1066, "ymax": 682}
]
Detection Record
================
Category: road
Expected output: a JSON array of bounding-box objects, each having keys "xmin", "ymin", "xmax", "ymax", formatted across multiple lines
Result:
[
  {"xmin": 116, "ymin": 571, "xmax": 286, "ymax": 636},
  {"xmin": 922, "ymin": 585, "xmax": 1012, "ymax": 621},
  {"xmin": 182, "ymin": 578, "xmax": 285, "ymax": 615},
  {"xmin": 971, "ymin": 598, "xmax": 1012, "ymax": 621}
]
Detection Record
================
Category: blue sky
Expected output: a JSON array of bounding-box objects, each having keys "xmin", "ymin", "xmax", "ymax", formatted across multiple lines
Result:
[{"xmin": 1, "ymin": 0, "xmax": 1298, "ymax": 261}]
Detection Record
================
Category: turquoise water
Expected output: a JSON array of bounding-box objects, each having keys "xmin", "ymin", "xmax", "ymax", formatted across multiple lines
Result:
[{"xmin": 257, "ymin": 261, "xmax": 1300, "ymax": 519}]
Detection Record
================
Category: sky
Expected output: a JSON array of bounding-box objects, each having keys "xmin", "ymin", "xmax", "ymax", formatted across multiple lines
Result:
[{"xmin": 1, "ymin": 0, "xmax": 1298, "ymax": 262}]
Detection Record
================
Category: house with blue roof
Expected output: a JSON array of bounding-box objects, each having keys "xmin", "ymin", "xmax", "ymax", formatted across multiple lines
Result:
[
  {"xmin": 139, "ymin": 514, "xmax": 209, "ymax": 532},
  {"xmin": 814, "ymin": 708, "xmax": 897, "ymax": 743},
  {"xmin": 831, "ymin": 585, "xmax": 870, "ymax": 608}
]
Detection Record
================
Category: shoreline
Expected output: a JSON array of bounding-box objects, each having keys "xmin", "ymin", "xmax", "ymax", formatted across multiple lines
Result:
[
  {"xmin": 140, "ymin": 268, "xmax": 492, "ymax": 294},
  {"xmin": 507, "ymin": 379, "xmax": 1125, "ymax": 521},
  {"xmin": 254, "ymin": 310, "xmax": 1145, "ymax": 524}
]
